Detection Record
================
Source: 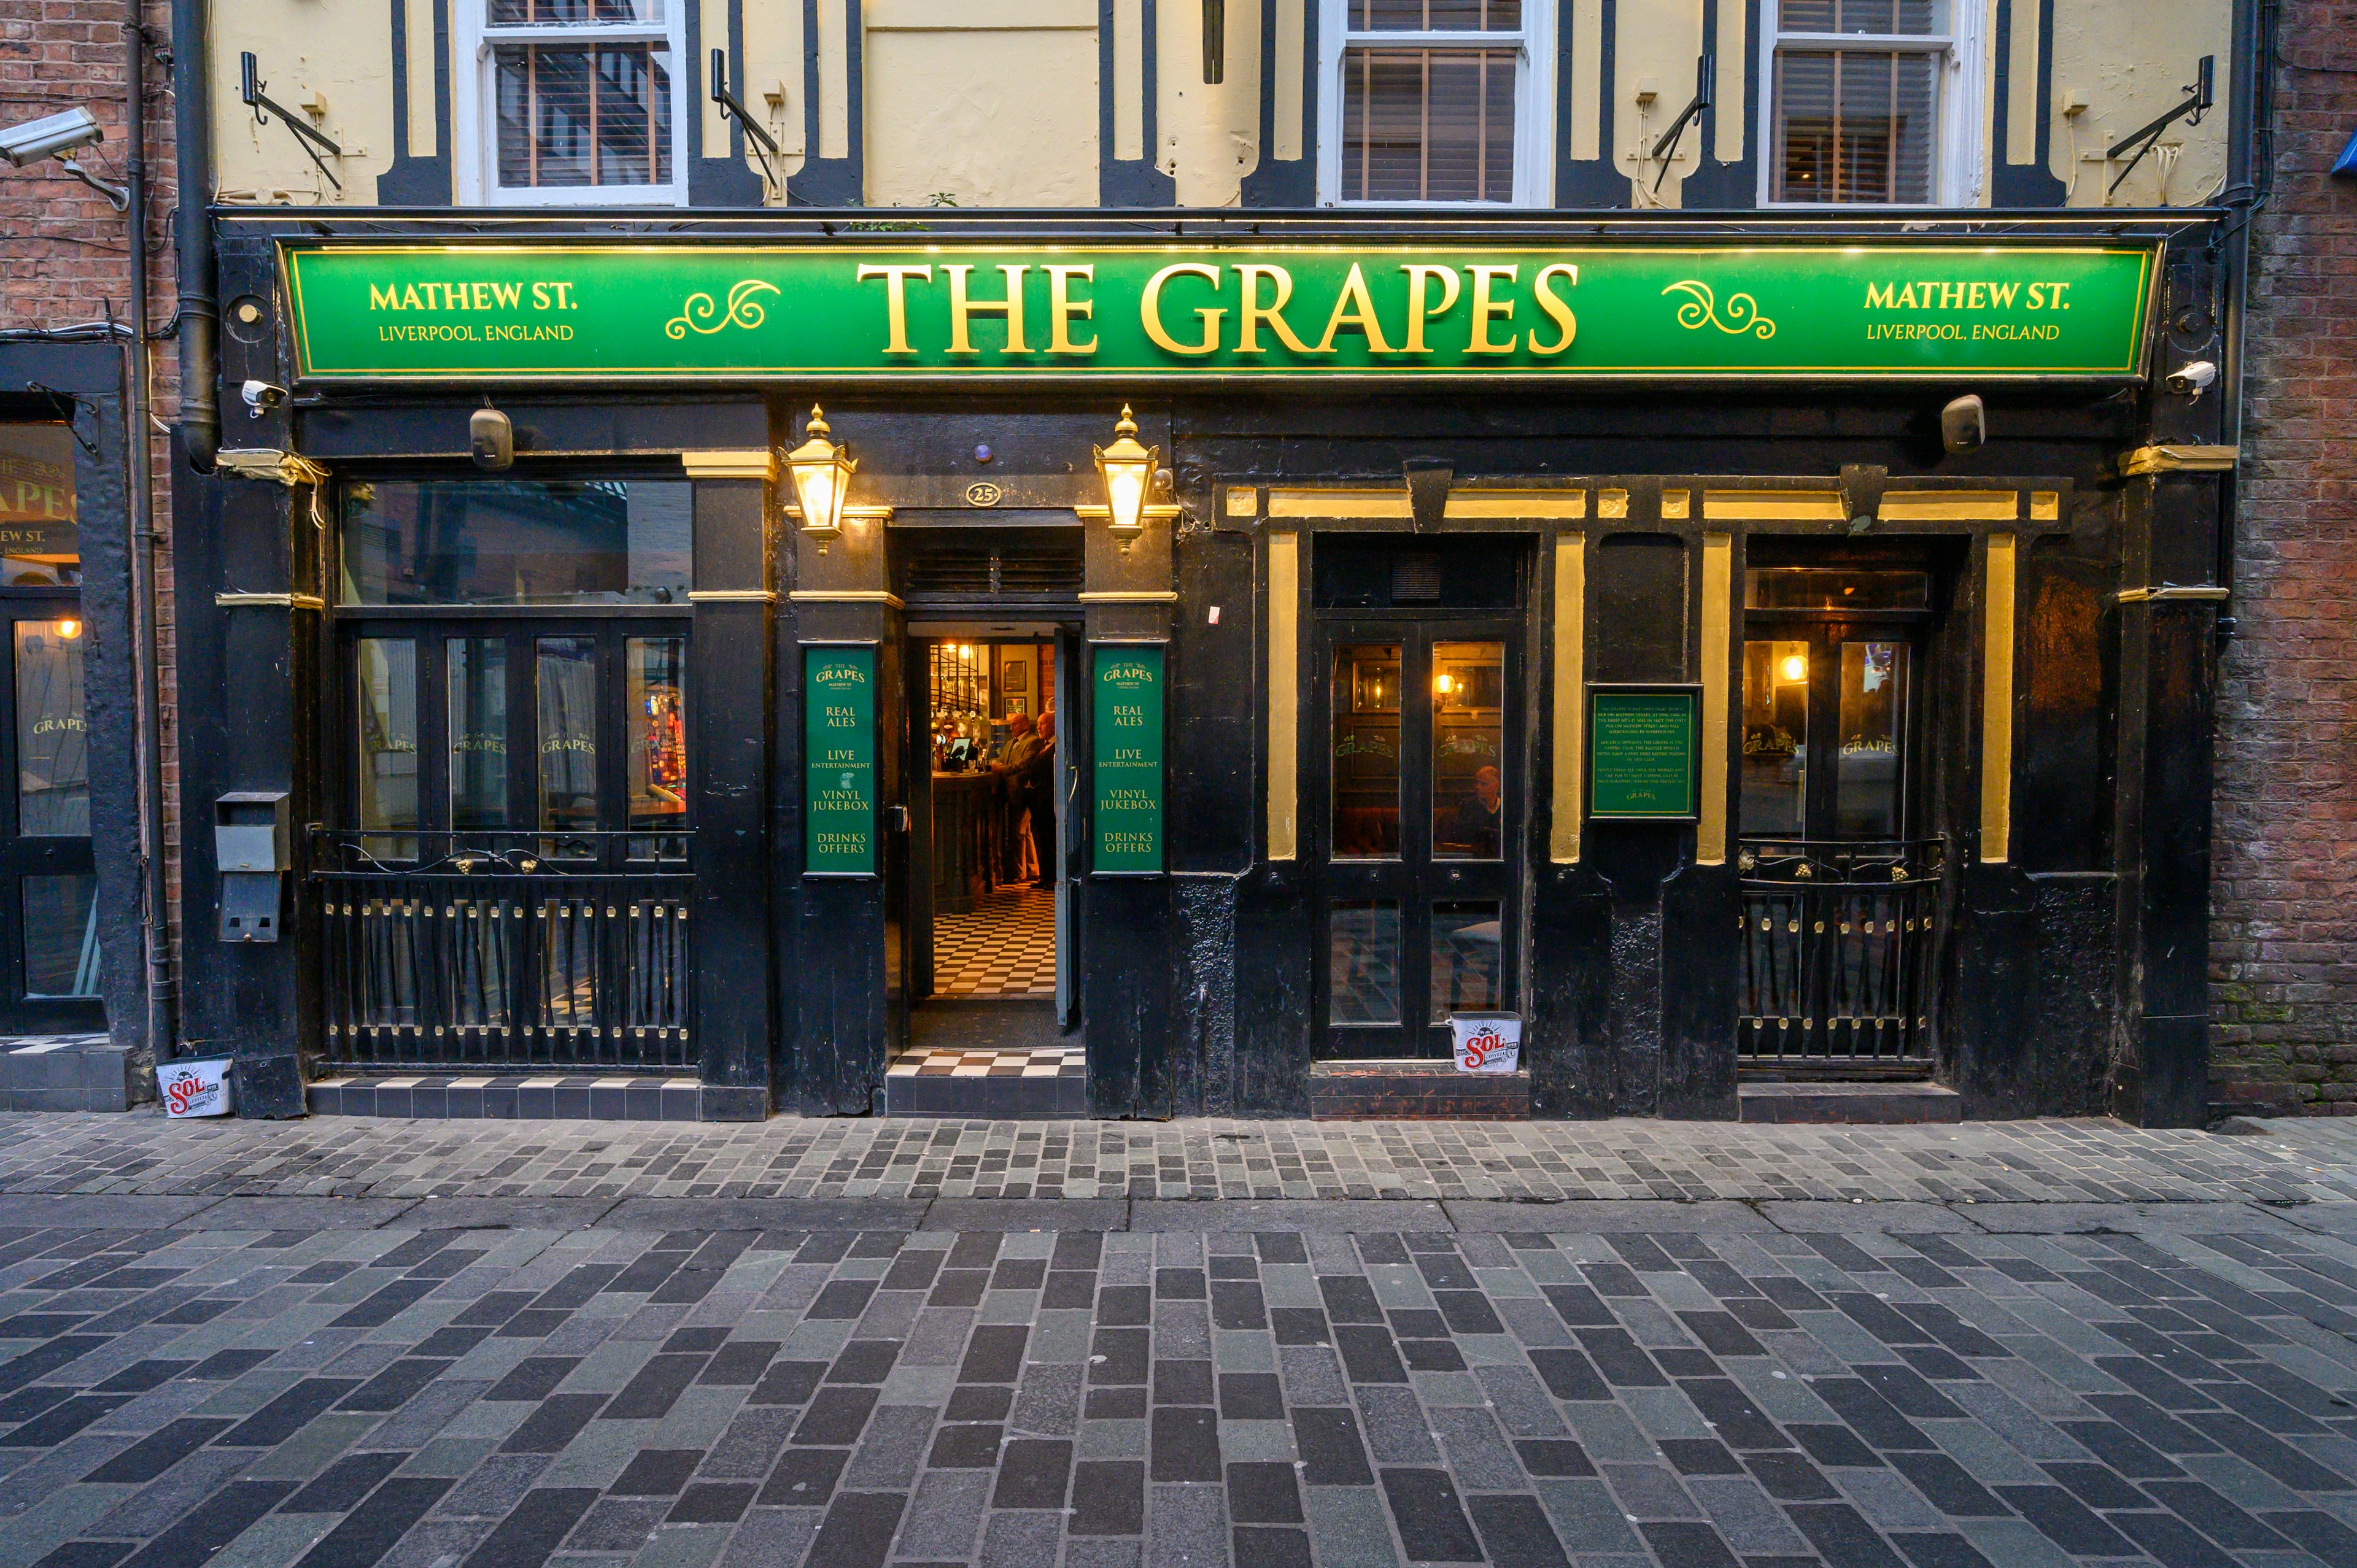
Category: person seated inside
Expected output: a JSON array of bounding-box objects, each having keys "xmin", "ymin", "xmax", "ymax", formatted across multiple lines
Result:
[{"xmin": 1442, "ymin": 764, "xmax": 1503, "ymax": 857}]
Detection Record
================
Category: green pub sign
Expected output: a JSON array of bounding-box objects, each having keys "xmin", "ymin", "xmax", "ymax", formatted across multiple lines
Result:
[
  {"xmin": 281, "ymin": 242, "xmax": 2158, "ymax": 383},
  {"xmin": 1589, "ymin": 686, "xmax": 1701, "ymax": 821},
  {"xmin": 805, "ymin": 646, "xmax": 877, "ymax": 875},
  {"xmin": 1093, "ymin": 646, "xmax": 1164, "ymax": 873}
]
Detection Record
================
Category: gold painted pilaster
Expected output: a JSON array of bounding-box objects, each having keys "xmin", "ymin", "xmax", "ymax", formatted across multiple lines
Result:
[
  {"xmin": 1698, "ymin": 533, "xmax": 1732, "ymax": 865},
  {"xmin": 1267, "ymin": 530, "xmax": 1301, "ymax": 861},
  {"xmin": 1550, "ymin": 533, "xmax": 1586, "ymax": 863},
  {"xmin": 1980, "ymin": 533, "xmax": 2018, "ymax": 863}
]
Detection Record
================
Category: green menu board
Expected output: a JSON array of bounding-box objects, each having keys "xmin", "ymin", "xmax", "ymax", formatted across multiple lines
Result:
[
  {"xmin": 1093, "ymin": 645, "xmax": 1164, "ymax": 873},
  {"xmin": 805, "ymin": 646, "xmax": 877, "ymax": 874},
  {"xmin": 1589, "ymin": 686, "xmax": 1700, "ymax": 821}
]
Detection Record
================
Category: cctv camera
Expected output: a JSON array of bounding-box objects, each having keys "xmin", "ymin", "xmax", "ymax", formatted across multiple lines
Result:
[
  {"xmin": 2164, "ymin": 360, "xmax": 2218, "ymax": 397},
  {"xmin": 240, "ymin": 380, "xmax": 286, "ymax": 417},
  {"xmin": 0, "ymin": 107, "xmax": 104, "ymax": 169}
]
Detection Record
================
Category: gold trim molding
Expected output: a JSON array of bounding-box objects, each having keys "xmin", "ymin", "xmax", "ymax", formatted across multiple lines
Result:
[
  {"xmin": 215, "ymin": 592, "xmax": 326, "ymax": 610},
  {"xmin": 1980, "ymin": 534, "xmax": 2018, "ymax": 865},
  {"xmin": 2120, "ymin": 444, "xmax": 2237, "ymax": 477},
  {"xmin": 1078, "ymin": 591, "xmax": 1180, "ymax": 603},
  {"xmin": 1267, "ymin": 531, "xmax": 1301, "ymax": 861},
  {"xmin": 1444, "ymin": 489, "xmax": 1589, "ymax": 521},
  {"xmin": 1071, "ymin": 505, "xmax": 1184, "ymax": 523},
  {"xmin": 1703, "ymin": 490, "xmax": 1846, "ymax": 522},
  {"xmin": 788, "ymin": 590, "xmax": 904, "ymax": 607},
  {"xmin": 783, "ymin": 504, "xmax": 894, "ymax": 525},
  {"xmin": 1266, "ymin": 488, "xmax": 1413, "ymax": 521},
  {"xmin": 1878, "ymin": 490, "xmax": 2019, "ymax": 522},
  {"xmin": 685, "ymin": 589, "xmax": 777, "ymax": 603},
  {"xmin": 2116, "ymin": 585, "xmax": 2231, "ymax": 604},
  {"xmin": 680, "ymin": 449, "xmax": 778, "ymax": 481},
  {"xmin": 215, "ymin": 449, "xmax": 329, "ymax": 488},
  {"xmin": 1697, "ymin": 534, "xmax": 1732, "ymax": 866},
  {"xmin": 1549, "ymin": 533, "xmax": 1585, "ymax": 864}
]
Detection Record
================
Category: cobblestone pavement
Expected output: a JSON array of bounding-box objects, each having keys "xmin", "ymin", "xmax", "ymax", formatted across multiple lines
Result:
[
  {"xmin": 0, "ymin": 1113, "xmax": 2355, "ymax": 1205},
  {"xmin": 0, "ymin": 1204, "xmax": 2355, "ymax": 1568}
]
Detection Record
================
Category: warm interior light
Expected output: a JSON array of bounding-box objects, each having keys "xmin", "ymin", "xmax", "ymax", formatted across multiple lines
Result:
[
  {"xmin": 55, "ymin": 619, "xmax": 80, "ymax": 641},
  {"xmin": 1434, "ymin": 673, "xmax": 1453, "ymax": 695},
  {"xmin": 1779, "ymin": 653, "xmax": 1807, "ymax": 683},
  {"xmin": 1093, "ymin": 404, "xmax": 1158, "ymax": 547},
  {"xmin": 785, "ymin": 404, "xmax": 856, "ymax": 551}
]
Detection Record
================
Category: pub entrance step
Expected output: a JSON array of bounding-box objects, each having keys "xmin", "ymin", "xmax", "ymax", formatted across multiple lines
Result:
[{"xmin": 887, "ymin": 998, "xmax": 1086, "ymax": 1118}]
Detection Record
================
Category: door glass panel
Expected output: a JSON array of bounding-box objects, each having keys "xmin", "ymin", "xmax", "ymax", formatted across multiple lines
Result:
[
  {"xmin": 1835, "ymin": 641, "xmax": 1907, "ymax": 836},
  {"xmin": 627, "ymin": 635, "xmax": 687, "ymax": 859},
  {"xmin": 15, "ymin": 619, "xmax": 87, "ymax": 836},
  {"xmin": 536, "ymin": 636, "xmax": 600, "ymax": 845},
  {"xmin": 23, "ymin": 873, "xmax": 98, "ymax": 997},
  {"xmin": 1331, "ymin": 644, "xmax": 1401, "ymax": 859},
  {"xmin": 1431, "ymin": 900, "xmax": 1502, "ymax": 1019},
  {"xmin": 1741, "ymin": 640, "xmax": 1810, "ymax": 835},
  {"xmin": 355, "ymin": 638, "xmax": 419, "ymax": 856},
  {"xmin": 1431, "ymin": 640, "xmax": 1504, "ymax": 859},
  {"xmin": 1329, "ymin": 900, "xmax": 1402, "ymax": 1024},
  {"xmin": 0, "ymin": 425, "xmax": 80, "ymax": 585},
  {"xmin": 447, "ymin": 638, "xmax": 508, "ymax": 832}
]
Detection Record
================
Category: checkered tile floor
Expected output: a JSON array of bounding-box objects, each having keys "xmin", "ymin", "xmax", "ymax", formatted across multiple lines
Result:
[
  {"xmin": 886, "ymin": 1045, "xmax": 1089, "ymax": 1081},
  {"xmin": 934, "ymin": 882, "xmax": 1056, "ymax": 998}
]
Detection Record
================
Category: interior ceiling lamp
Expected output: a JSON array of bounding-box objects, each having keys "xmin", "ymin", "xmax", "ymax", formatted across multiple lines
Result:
[
  {"xmin": 1092, "ymin": 404, "xmax": 1158, "ymax": 552},
  {"xmin": 784, "ymin": 404, "xmax": 856, "ymax": 553}
]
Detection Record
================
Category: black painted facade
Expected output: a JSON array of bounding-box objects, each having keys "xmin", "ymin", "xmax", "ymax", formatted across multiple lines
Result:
[{"xmin": 179, "ymin": 211, "xmax": 2234, "ymax": 1129}]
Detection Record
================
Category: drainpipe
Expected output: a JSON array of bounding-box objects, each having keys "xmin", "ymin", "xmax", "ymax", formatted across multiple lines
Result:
[
  {"xmin": 2212, "ymin": 0, "xmax": 2275, "ymax": 638},
  {"xmin": 124, "ymin": 16, "xmax": 177, "ymax": 1061},
  {"xmin": 169, "ymin": 0, "xmax": 216, "ymax": 474}
]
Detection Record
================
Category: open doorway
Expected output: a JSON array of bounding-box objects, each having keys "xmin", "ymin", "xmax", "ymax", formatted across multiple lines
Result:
[{"xmin": 888, "ymin": 622, "xmax": 1084, "ymax": 1114}]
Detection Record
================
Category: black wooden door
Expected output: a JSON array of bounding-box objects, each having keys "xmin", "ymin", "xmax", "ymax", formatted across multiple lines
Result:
[
  {"xmin": 1311, "ymin": 619, "xmax": 1521, "ymax": 1057},
  {"xmin": 1737, "ymin": 604, "xmax": 1941, "ymax": 1071},
  {"xmin": 0, "ymin": 601, "xmax": 101, "ymax": 1032}
]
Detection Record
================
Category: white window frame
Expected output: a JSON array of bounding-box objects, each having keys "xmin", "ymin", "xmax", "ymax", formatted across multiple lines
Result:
[
  {"xmin": 452, "ymin": 1, "xmax": 688, "ymax": 207},
  {"xmin": 1317, "ymin": 0, "xmax": 1557, "ymax": 209},
  {"xmin": 1755, "ymin": 0, "xmax": 1984, "ymax": 209}
]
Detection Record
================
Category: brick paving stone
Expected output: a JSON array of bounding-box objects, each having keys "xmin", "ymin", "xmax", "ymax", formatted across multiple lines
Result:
[{"xmin": 0, "ymin": 1127, "xmax": 2345, "ymax": 1563}]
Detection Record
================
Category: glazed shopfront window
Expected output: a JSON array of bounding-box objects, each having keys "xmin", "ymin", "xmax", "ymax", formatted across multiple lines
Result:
[{"xmin": 339, "ymin": 478, "xmax": 691, "ymax": 606}]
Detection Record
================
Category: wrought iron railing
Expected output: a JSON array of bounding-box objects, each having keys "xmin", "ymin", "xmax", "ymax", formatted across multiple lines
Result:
[
  {"xmin": 1735, "ymin": 836, "xmax": 1945, "ymax": 1073},
  {"xmin": 313, "ymin": 830, "xmax": 694, "ymax": 1072}
]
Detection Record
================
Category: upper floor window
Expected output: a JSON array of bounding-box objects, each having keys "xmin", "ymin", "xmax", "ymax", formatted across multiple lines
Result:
[
  {"xmin": 1766, "ymin": 1, "xmax": 1978, "ymax": 205},
  {"xmin": 1319, "ymin": 1, "xmax": 1555, "ymax": 207},
  {"xmin": 457, "ymin": 1, "xmax": 684, "ymax": 205}
]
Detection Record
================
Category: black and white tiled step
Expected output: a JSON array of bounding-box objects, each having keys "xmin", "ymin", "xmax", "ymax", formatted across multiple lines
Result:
[
  {"xmin": 884, "ymin": 1044, "xmax": 1088, "ymax": 1117},
  {"xmin": 0, "ymin": 1035, "xmax": 148, "ymax": 1111},
  {"xmin": 309, "ymin": 1073, "xmax": 708, "ymax": 1121}
]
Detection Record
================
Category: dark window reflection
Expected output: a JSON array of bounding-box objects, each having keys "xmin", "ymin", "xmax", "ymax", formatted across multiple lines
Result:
[
  {"xmin": 1741, "ymin": 640, "xmax": 1809, "ymax": 836},
  {"xmin": 1332, "ymin": 643, "xmax": 1401, "ymax": 859},
  {"xmin": 340, "ymin": 479, "xmax": 690, "ymax": 607},
  {"xmin": 1431, "ymin": 640, "xmax": 1504, "ymax": 860}
]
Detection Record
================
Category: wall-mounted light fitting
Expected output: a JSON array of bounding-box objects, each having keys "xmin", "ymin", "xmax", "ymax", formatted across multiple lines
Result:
[
  {"xmin": 1093, "ymin": 404, "xmax": 1157, "ymax": 551},
  {"xmin": 786, "ymin": 405, "xmax": 857, "ymax": 553}
]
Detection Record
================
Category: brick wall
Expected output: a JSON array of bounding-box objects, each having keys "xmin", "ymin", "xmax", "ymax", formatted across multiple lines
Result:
[
  {"xmin": 0, "ymin": 0, "xmax": 181, "ymax": 985},
  {"xmin": 2212, "ymin": 1, "xmax": 2357, "ymax": 1114}
]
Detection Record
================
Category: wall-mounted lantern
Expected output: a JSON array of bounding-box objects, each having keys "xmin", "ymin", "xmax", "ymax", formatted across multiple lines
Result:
[
  {"xmin": 1092, "ymin": 404, "xmax": 1158, "ymax": 552},
  {"xmin": 784, "ymin": 404, "xmax": 856, "ymax": 553}
]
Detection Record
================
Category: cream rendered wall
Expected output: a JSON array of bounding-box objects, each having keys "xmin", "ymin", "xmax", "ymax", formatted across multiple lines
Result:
[
  {"xmin": 211, "ymin": 1, "xmax": 396, "ymax": 204},
  {"xmin": 2048, "ymin": 0, "xmax": 2231, "ymax": 206},
  {"xmin": 862, "ymin": 0, "xmax": 1099, "ymax": 207},
  {"xmin": 709, "ymin": 0, "xmax": 808, "ymax": 195},
  {"xmin": 1159, "ymin": 0, "xmax": 1262, "ymax": 204},
  {"xmin": 1614, "ymin": 0, "xmax": 1706, "ymax": 207}
]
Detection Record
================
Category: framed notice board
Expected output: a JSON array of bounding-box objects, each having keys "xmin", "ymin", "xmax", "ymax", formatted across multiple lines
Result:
[
  {"xmin": 804, "ymin": 646, "xmax": 877, "ymax": 874},
  {"xmin": 1092, "ymin": 644, "xmax": 1164, "ymax": 873},
  {"xmin": 1587, "ymin": 684, "xmax": 1701, "ymax": 821}
]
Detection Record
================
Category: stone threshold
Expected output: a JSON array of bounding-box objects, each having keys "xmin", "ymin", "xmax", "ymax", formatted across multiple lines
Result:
[{"xmin": 1738, "ymin": 1079, "xmax": 1962, "ymax": 1124}]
